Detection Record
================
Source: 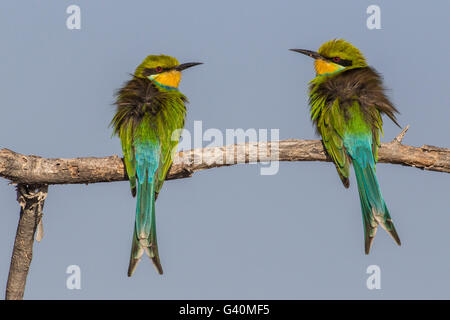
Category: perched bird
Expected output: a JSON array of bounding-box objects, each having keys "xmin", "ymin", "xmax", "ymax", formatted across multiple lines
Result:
[
  {"xmin": 111, "ymin": 55, "xmax": 202, "ymax": 276},
  {"xmin": 291, "ymin": 39, "xmax": 401, "ymax": 253}
]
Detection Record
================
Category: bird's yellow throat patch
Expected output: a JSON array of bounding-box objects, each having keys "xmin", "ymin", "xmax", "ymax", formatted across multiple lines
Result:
[
  {"xmin": 314, "ymin": 59, "xmax": 344, "ymax": 76},
  {"xmin": 151, "ymin": 70, "xmax": 182, "ymax": 89}
]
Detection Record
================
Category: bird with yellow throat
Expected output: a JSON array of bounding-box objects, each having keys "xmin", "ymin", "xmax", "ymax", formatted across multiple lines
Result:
[
  {"xmin": 111, "ymin": 55, "xmax": 202, "ymax": 276},
  {"xmin": 291, "ymin": 39, "xmax": 401, "ymax": 253}
]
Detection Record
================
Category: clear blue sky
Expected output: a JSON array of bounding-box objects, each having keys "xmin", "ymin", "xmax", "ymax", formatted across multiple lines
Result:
[{"xmin": 0, "ymin": 0, "xmax": 449, "ymax": 299}]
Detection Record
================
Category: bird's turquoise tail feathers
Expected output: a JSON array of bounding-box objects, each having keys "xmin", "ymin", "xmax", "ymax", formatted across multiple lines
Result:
[
  {"xmin": 345, "ymin": 135, "xmax": 401, "ymax": 254},
  {"xmin": 128, "ymin": 140, "xmax": 163, "ymax": 276}
]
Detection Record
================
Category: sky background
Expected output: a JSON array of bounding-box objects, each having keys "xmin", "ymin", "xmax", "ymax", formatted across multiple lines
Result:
[{"xmin": 0, "ymin": 0, "xmax": 449, "ymax": 299}]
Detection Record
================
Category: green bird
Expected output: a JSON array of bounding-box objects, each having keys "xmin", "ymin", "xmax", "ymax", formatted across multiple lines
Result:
[
  {"xmin": 291, "ymin": 39, "xmax": 401, "ymax": 253},
  {"xmin": 111, "ymin": 55, "xmax": 202, "ymax": 276}
]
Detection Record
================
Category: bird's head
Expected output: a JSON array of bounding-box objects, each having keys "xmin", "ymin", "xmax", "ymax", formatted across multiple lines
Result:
[
  {"xmin": 134, "ymin": 54, "xmax": 202, "ymax": 90},
  {"xmin": 291, "ymin": 39, "xmax": 367, "ymax": 76}
]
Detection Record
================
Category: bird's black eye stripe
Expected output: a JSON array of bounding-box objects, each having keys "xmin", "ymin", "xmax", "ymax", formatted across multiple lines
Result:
[
  {"xmin": 142, "ymin": 67, "xmax": 167, "ymax": 76},
  {"xmin": 328, "ymin": 57, "xmax": 352, "ymax": 67}
]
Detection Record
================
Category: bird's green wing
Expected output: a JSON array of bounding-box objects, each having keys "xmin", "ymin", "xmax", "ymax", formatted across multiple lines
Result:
[
  {"xmin": 154, "ymin": 94, "xmax": 187, "ymax": 195},
  {"xmin": 120, "ymin": 122, "xmax": 137, "ymax": 196},
  {"xmin": 370, "ymin": 111, "xmax": 383, "ymax": 164},
  {"xmin": 316, "ymin": 99, "xmax": 351, "ymax": 187},
  {"xmin": 155, "ymin": 126, "xmax": 183, "ymax": 195}
]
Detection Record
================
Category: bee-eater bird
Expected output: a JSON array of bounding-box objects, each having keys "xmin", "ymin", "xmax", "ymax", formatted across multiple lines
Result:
[
  {"xmin": 111, "ymin": 55, "xmax": 202, "ymax": 276},
  {"xmin": 291, "ymin": 39, "xmax": 401, "ymax": 253}
]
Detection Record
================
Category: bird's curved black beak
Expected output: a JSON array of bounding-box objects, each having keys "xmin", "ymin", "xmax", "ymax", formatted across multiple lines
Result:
[
  {"xmin": 289, "ymin": 49, "xmax": 323, "ymax": 60},
  {"xmin": 174, "ymin": 62, "xmax": 203, "ymax": 71}
]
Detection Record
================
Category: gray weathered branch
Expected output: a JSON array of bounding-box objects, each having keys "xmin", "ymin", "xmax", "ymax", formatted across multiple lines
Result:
[
  {"xmin": 5, "ymin": 184, "xmax": 48, "ymax": 300},
  {"xmin": 1, "ymin": 127, "xmax": 449, "ymax": 299},
  {"xmin": 0, "ymin": 128, "xmax": 449, "ymax": 185}
]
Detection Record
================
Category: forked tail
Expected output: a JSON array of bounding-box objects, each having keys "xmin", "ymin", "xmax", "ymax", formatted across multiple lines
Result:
[
  {"xmin": 128, "ymin": 176, "xmax": 163, "ymax": 276},
  {"xmin": 352, "ymin": 149, "xmax": 401, "ymax": 254}
]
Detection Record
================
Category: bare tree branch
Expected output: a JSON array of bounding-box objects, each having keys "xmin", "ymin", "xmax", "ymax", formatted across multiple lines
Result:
[
  {"xmin": 5, "ymin": 184, "xmax": 48, "ymax": 300},
  {"xmin": 0, "ymin": 129, "xmax": 449, "ymax": 186},
  {"xmin": 1, "ymin": 128, "xmax": 449, "ymax": 299}
]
